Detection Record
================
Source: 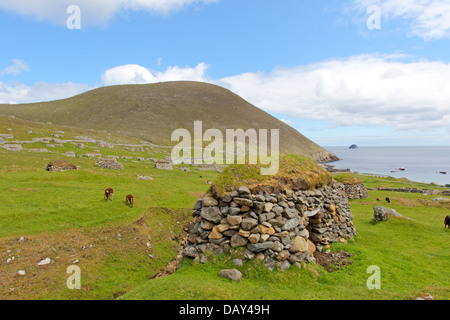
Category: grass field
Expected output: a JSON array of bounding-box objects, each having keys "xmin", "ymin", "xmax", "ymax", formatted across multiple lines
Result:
[
  {"xmin": 0, "ymin": 119, "xmax": 449, "ymax": 300},
  {"xmin": 121, "ymin": 175, "xmax": 450, "ymax": 300},
  {"xmin": 0, "ymin": 118, "xmax": 217, "ymax": 299}
]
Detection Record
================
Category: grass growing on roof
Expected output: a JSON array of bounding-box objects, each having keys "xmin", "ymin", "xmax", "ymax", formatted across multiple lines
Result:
[
  {"xmin": 209, "ymin": 153, "xmax": 332, "ymax": 197},
  {"xmin": 332, "ymin": 172, "xmax": 363, "ymax": 185}
]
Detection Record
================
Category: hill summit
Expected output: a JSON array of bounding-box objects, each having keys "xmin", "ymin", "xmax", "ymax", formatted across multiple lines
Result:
[{"xmin": 0, "ymin": 81, "xmax": 338, "ymax": 162}]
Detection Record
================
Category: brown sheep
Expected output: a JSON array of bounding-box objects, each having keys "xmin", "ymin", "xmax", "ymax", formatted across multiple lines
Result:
[
  {"xmin": 126, "ymin": 194, "xmax": 134, "ymax": 208},
  {"xmin": 104, "ymin": 188, "xmax": 114, "ymax": 202}
]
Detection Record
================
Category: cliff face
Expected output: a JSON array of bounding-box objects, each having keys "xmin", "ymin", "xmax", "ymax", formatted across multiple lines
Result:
[{"xmin": 312, "ymin": 150, "xmax": 340, "ymax": 163}]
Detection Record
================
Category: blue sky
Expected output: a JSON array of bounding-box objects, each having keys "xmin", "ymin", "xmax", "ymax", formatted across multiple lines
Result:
[{"xmin": 1, "ymin": 0, "xmax": 450, "ymax": 146}]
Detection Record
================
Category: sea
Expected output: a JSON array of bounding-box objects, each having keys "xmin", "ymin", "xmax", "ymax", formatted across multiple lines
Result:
[{"xmin": 325, "ymin": 146, "xmax": 450, "ymax": 186}]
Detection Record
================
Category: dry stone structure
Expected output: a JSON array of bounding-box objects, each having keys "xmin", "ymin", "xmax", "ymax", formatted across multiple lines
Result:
[
  {"xmin": 46, "ymin": 160, "xmax": 78, "ymax": 172},
  {"xmin": 344, "ymin": 183, "xmax": 368, "ymax": 199},
  {"xmin": 95, "ymin": 157, "xmax": 124, "ymax": 170},
  {"xmin": 3, "ymin": 144, "xmax": 22, "ymax": 152},
  {"xmin": 183, "ymin": 183, "xmax": 357, "ymax": 270},
  {"xmin": 154, "ymin": 160, "xmax": 173, "ymax": 170}
]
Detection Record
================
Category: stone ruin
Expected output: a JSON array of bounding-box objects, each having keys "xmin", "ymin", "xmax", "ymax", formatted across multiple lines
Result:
[
  {"xmin": 183, "ymin": 183, "xmax": 357, "ymax": 270},
  {"xmin": 3, "ymin": 144, "xmax": 23, "ymax": 152},
  {"xmin": 46, "ymin": 160, "xmax": 78, "ymax": 172},
  {"xmin": 95, "ymin": 157, "xmax": 124, "ymax": 170},
  {"xmin": 344, "ymin": 183, "xmax": 368, "ymax": 199},
  {"xmin": 154, "ymin": 160, "xmax": 173, "ymax": 170}
]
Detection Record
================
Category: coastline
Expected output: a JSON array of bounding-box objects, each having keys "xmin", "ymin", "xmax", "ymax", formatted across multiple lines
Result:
[{"xmin": 323, "ymin": 146, "xmax": 450, "ymax": 187}]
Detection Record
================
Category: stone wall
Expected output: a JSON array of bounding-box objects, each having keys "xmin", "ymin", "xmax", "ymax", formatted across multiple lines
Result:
[
  {"xmin": 183, "ymin": 183, "xmax": 357, "ymax": 270},
  {"xmin": 369, "ymin": 186, "xmax": 445, "ymax": 196},
  {"xmin": 46, "ymin": 160, "xmax": 78, "ymax": 172},
  {"xmin": 154, "ymin": 160, "xmax": 173, "ymax": 170},
  {"xmin": 95, "ymin": 157, "xmax": 124, "ymax": 170},
  {"xmin": 344, "ymin": 183, "xmax": 368, "ymax": 199}
]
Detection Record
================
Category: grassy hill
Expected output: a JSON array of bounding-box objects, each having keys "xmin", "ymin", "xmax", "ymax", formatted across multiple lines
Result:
[{"xmin": 0, "ymin": 81, "xmax": 337, "ymax": 162}]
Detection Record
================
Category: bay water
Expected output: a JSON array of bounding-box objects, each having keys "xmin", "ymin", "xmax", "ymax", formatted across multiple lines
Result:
[{"xmin": 325, "ymin": 146, "xmax": 450, "ymax": 186}]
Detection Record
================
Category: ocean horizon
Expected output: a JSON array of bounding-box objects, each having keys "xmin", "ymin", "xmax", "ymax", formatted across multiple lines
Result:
[{"xmin": 325, "ymin": 146, "xmax": 450, "ymax": 186}]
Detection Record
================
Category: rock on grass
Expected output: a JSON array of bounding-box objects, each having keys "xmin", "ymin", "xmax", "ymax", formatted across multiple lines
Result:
[{"xmin": 219, "ymin": 269, "xmax": 242, "ymax": 282}]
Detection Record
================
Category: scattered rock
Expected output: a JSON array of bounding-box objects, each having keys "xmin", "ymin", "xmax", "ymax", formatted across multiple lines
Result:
[
  {"xmin": 432, "ymin": 197, "xmax": 450, "ymax": 202},
  {"xmin": 219, "ymin": 269, "xmax": 242, "ymax": 282},
  {"xmin": 29, "ymin": 148, "xmax": 49, "ymax": 153},
  {"xmin": 3, "ymin": 144, "xmax": 22, "ymax": 152},
  {"xmin": 415, "ymin": 293, "xmax": 434, "ymax": 300},
  {"xmin": 37, "ymin": 258, "xmax": 51, "ymax": 266},
  {"xmin": 233, "ymin": 258, "xmax": 243, "ymax": 267},
  {"xmin": 373, "ymin": 206, "xmax": 409, "ymax": 221},
  {"xmin": 137, "ymin": 175, "xmax": 153, "ymax": 181},
  {"xmin": 177, "ymin": 166, "xmax": 191, "ymax": 172}
]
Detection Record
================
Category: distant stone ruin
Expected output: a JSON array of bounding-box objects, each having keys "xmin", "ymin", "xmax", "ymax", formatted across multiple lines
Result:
[
  {"xmin": 29, "ymin": 148, "xmax": 49, "ymax": 153},
  {"xmin": 183, "ymin": 183, "xmax": 357, "ymax": 270},
  {"xmin": 344, "ymin": 183, "xmax": 368, "ymax": 199},
  {"xmin": 46, "ymin": 160, "xmax": 78, "ymax": 172},
  {"xmin": 3, "ymin": 144, "xmax": 22, "ymax": 152},
  {"xmin": 95, "ymin": 157, "xmax": 124, "ymax": 170},
  {"xmin": 154, "ymin": 160, "xmax": 173, "ymax": 170}
]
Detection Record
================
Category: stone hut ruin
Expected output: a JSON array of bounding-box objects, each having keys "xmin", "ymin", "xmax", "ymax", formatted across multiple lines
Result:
[
  {"xmin": 182, "ymin": 155, "xmax": 358, "ymax": 271},
  {"xmin": 95, "ymin": 157, "xmax": 124, "ymax": 170},
  {"xmin": 154, "ymin": 160, "xmax": 173, "ymax": 170},
  {"xmin": 46, "ymin": 160, "xmax": 78, "ymax": 172}
]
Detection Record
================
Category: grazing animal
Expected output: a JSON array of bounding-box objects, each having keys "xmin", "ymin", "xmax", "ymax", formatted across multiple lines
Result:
[
  {"xmin": 104, "ymin": 188, "xmax": 114, "ymax": 201},
  {"xmin": 376, "ymin": 198, "xmax": 380, "ymax": 201},
  {"xmin": 385, "ymin": 197, "xmax": 391, "ymax": 203},
  {"xmin": 445, "ymin": 215, "xmax": 450, "ymax": 229},
  {"xmin": 126, "ymin": 194, "xmax": 134, "ymax": 208}
]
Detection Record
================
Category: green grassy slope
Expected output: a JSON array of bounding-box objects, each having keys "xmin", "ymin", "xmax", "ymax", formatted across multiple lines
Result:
[
  {"xmin": 1, "ymin": 117, "xmax": 448, "ymax": 300},
  {"xmin": 0, "ymin": 81, "xmax": 337, "ymax": 161},
  {"xmin": 0, "ymin": 116, "xmax": 218, "ymax": 299},
  {"xmin": 121, "ymin": 175, "xmax": 450, "ymax": 300}
]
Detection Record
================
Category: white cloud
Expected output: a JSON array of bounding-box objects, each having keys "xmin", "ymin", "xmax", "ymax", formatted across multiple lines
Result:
[
  {"xmin": 0, "ymin": 0, "xmax": 218, "ymax": 26},
  {"xmin": 100, "ymin": 55, "xmax": 450, "ymax": 132},
  {"xmin": 218, "ymin": 54, "xmax": 450, "ymax": 131},
  {"xmin": 5, "ymin": 55, "xmax": 450, "ymax": 134},
  {"xmin": 1, "ymin": 59, "xmax": 30, "ymax": 76},
  {"xmin": 352, "ymin": 0, "xmax": 450, "ymax": 40},
  {"xmin": 101, "ymin": 64, "xmax": 156, "ymax": 85},
  {"xmin": 0, "ymin": 81, "xmax": 92, "ymax": 104},
  {"xmin": 280, "ymin": 119, "xmax": 295, "ymax": 126},
  {"xmin": 101, "ymin": 63, "xmax": 209, "ymax": 85}
]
